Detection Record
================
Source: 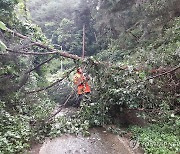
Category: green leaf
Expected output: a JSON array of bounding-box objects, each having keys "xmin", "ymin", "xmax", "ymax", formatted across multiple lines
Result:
[
  {"xmin": 0, "ymin": 21, "xmax": 7, "ymax": 31},
  {"xmin": 17, "ymin": 0, "xmax": 24, "ymax": 3},
  {"xmin": 0, "ymin": 40, "xmax": 7, "ymax": 51}
]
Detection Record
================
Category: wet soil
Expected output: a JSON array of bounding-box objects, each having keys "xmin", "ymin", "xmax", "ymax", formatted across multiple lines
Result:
[
  {"xmin": 29, "ymin": 108, "xmax": 143, "ymax": 154},
  {"xmin": 30, "ymin": 127, "xmax": 143, "ymax": 154}
]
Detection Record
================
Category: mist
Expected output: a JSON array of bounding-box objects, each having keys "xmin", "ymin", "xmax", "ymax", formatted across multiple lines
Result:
[{"xmin": 27, "ymin": 0, "xmax": 81, "ymax": 23}]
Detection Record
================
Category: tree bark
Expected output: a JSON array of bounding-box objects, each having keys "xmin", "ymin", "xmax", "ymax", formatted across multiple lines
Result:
[{"xmin": 6, "ymin": 28, "xmax": 82, "ymax": 60}]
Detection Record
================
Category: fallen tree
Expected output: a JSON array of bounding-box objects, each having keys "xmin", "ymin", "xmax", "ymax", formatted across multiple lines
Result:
[
  {"xmin": 2, "ymin": 27, "xmax": 180, "ymax": 95},
  {"xmin": 6, "ymin": 28, "xmax": 82, "ymax": 60},
  {"xmin": 26, "ymin": 67, "xmax": 75, "ymax": 94}
]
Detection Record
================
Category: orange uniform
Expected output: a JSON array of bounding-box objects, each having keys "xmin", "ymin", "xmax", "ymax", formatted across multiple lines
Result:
[{"xmin": 73, "ymin": 72, "xmax": 91, "ymax": 95}]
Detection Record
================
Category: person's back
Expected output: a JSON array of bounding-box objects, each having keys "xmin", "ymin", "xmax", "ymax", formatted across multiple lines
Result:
[{"xmin": 73, "ymin": 68, "xmax": 91, "ymax": 107}]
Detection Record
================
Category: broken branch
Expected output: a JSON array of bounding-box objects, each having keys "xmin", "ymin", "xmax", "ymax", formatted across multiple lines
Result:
[
  {"xmin": 6, "ymin": 28, "xmax": 82, "ymax": 60},
  {"xmin": 25, "ymin": 56, "xmax": 56, "ymax": 74},
  {"xmin": 26, "ymin": 67, "xmax": 75, "ymax": 94},
  {"xmin": 46, "ymin": 92, "xmax": 74, "ymax": 122},
  {"xmin": 147, "ymin": 65, "xmax": 180, "ymax": 80}
]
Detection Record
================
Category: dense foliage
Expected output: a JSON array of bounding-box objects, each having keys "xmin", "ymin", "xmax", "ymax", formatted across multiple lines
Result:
[
  {"xmin": 0, "ymin": 0, "xmax": 57, "ymax": 153},
  {"xmin": 27, "ymin": 0, "xmax": 97, "ymax": 56},
  {"xmin": 130, "ymin": 122, "xmax": 180, "ymax": 153},
  {"xmin": 0, "ymin": 0, "xmax": 179, "ymax": 153}
]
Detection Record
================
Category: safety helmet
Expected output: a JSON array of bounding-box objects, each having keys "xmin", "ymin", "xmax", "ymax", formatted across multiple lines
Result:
[{"xmin": 77, "ymin": 67, "xmax": 82, "ymax": 72}]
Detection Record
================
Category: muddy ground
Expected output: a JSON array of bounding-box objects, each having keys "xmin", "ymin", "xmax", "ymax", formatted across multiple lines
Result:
[{"xmin": 29, "ymin": 108, "xmax": 144, "ymax": 154}]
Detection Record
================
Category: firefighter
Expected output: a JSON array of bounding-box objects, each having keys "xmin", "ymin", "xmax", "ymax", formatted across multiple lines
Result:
[{"xmin": 73, "ymin": 67, "xmax": 91, "ymax": 107}]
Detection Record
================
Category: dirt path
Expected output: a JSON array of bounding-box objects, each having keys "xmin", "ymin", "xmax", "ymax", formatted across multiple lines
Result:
[
  {"xmin": 30, "ymin": 128, "xmax": 141, "ymax": 154},
  {"xmin": 29, "ymin": 108, "xmax": 143, "ymax": 154}
]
